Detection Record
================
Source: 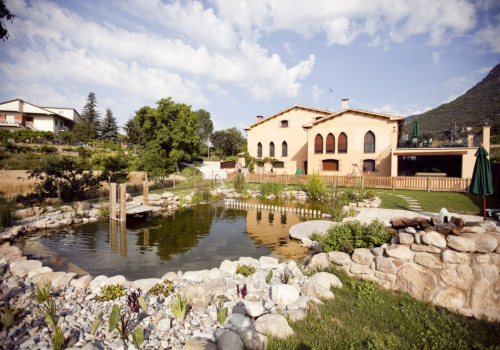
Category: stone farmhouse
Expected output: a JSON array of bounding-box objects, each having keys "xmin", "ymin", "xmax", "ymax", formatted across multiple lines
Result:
[
  {"xmin": 0, "ymin": 99, "xmax": 80, "ymax": 134},
  {"xmin": 245, "ymin": 99, "xmax": 490, "ymax": 179}
]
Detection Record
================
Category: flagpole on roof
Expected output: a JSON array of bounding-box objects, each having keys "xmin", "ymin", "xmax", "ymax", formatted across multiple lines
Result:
[{"xmin": 329, "ymin": 88, "xmax": 332, "ymax": 111}]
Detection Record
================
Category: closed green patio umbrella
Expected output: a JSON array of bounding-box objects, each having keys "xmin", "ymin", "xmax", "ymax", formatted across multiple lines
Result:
[
  {"xmin": 411, "ymin": 119, "xmax": 420, "ymax": 139},
  {"xmin": 470, "ymin": 145, "xmax": 494, "ymax": 220}
]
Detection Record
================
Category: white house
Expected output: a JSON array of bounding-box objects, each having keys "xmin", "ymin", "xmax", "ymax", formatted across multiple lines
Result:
[{"xmin": 0, "ymin": 99, "xmax": 80, "ymax": 134}]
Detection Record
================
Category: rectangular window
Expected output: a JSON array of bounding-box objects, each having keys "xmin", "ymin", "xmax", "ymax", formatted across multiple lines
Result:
[
  {"xmin": 363, "ymin": 160, "xmax": 375, "ymax": 172},
  {"xmin": 280, "ymin": 120, "xmax": 289, "ymax": 128},
  {"xmin": 273, "ymin": 161, "xmax": 284, "ymax": 168},
  {"xmin": 322, "ymin": 159, "xmax": 339, "ymax": 171}
]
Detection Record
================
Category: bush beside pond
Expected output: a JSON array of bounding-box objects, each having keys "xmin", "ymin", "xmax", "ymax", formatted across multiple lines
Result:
[{"xmin": 311, "ymin": 219, "xmax": 391, "ymax": 254}]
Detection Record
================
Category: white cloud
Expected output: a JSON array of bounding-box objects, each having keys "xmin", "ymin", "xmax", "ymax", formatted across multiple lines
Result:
[
  {"xmin": 311, "ymin": 85, "xmax": 324, "ymax": 102},
  {"xmin": 432, "ymin": 52, "xmax": 440, "ymax": 65},
  {"xmin": 471, "ymin": 20, "xmax": 500, "ymax": 53},
  {"xmin": 374, "ymin": 103, "xmax": 432, "ymax": 117},
  {"xmin": 283, "ymin": 43, "xmax": 293, "ymax": 54},
  {"xmin": 207, "ymin": 83, "xmax": 228, "ymax": 98},
  {"xmin": 443, "ymin": 66, "xmax": 492, "ymax": 92}
]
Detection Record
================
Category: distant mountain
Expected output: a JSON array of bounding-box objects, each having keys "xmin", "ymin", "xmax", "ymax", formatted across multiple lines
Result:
[{"xmin": 405, "ymin": 63, "xmax": 500, "ymax": 134}]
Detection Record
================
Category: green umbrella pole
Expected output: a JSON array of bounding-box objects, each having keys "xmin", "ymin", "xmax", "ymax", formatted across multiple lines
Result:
[{"xmin": 484, "ymin": 195, "xmax": 486, "ymax": 221}]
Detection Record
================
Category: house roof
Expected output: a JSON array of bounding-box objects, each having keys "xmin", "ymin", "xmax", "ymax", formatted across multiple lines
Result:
[
  {"xmin": 302, "ymin": 107, "xmax": 404, "ymax": 129},
  {"xmin": 42, "ymin": 106, "xmax": 81, "ymax": 119},
  {"xmin": 0, "ymin": 98, "xmax": 76, "ymax": 122},
  {"xmin": 244, "ymin": 105, "xmax": 332, "ymax": 131}
]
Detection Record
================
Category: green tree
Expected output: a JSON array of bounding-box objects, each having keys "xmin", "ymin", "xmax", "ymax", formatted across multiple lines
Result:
[
  {"xmin": 18, "ymin": 157, "xmax": 103, "ymax": 204},
  {"xmin": 101, "ymin": 108, "xmax": 119, "ymax": 141},
  {"xmin": 0, "ymin": 0, "xmax": 16, "ymax": 41},
  {"xmin": 210, "ymin": 127, "xmax": 246, "ymax": 158},
  {"xmin": 131, "ymin": 97, "xmax": 200, "ymax": 175},
  {"xmin": 124, "ymin": 117, "xmax": 142, "ymax": 145},
  {"xmin": 70, "ymin": 120, "xmax": 96, "ymax": 143},
  {"xmin": 90, "ymin": 149, "xmax": 129, "ymax": 183},
  {"xmin": 80, "ymin": 92, "xmax": 102, "ymax": 139},
  {"xmin": 137, "ymin": 141, "xmax": 175, "ymax": 184},
  {"xmin": 195, "ymin": 109, "xmax": 213, "ymax": 157}
]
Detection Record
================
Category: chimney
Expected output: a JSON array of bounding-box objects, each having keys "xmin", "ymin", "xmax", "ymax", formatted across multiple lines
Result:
[
  {"xmin": 341, "ymin": 98, "xmax": 349, "ymax": 110},
  {"xmin": 256, "ymin": 115, "xmax": 264, "ymax": 123}
]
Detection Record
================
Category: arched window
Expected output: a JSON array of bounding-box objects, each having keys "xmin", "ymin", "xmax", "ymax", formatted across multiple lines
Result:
[
  {"xmin": 257, "ymin": 142, "xmax": 262, "ymax": 158},
  {"xmin": 364, "ymin": 131, "xmax": 375, "ymax": 153},
  {"xmin": 338, "ymin": 133, "xmax": 347, "ymax": 153},
  {"xmin": 314, "ymin": 134, "xmax": 323, "ymax": 154},
  {"xmin": 326, "ymin": 133, "xmax": 335, "ymax": 153},
  {"xmin": 269, "ymin": 142, "xmax": 275, "ymax": 157},
  {"xmin": 282, "ymin": 141, "xmax": 288, "ymax": 157},
  {"xmin": 322, "ymin": 159, "xmax": 339, "ymax": 171}
]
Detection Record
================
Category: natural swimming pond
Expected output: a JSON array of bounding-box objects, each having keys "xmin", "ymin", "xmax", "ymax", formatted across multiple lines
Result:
[{"xmin": 19, "ymin": 200, "xmax": 317, "ymax": 280}]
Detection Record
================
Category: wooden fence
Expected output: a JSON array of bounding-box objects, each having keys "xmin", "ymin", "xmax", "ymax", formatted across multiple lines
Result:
[{"xmin": 227, "ymin": 172, "xmax": 471, "ymax": 193}]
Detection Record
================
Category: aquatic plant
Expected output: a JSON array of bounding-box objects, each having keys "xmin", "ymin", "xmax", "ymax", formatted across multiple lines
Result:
[
  {"xmin": 34, "ymin": 281, "xmax": 51, "ymax": 303},
  {"xmin": 0, "ymin": 306, "xmax": 21, "ymax": 331},
  {"xmin": 171, "ymin": 293, "xmax": 193, "ymax": 320},
  {"xmin": 97, "ymin": 284, "xmax": 126, "ymax": 301},
  {"xmin": 236, "ymin": 264, "xmax": 256, "ymax": 277},
  {"xmin": 148, "ymin": 280, "xmax": 174, "ymax": 297}
]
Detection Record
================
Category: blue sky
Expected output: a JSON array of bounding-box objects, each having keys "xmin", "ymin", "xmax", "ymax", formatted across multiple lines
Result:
[{"xmin": 1, "ymin": 0, "xmax": 499, "ymax": 131}]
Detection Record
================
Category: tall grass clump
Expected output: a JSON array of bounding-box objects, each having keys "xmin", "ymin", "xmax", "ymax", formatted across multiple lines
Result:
[
  {"xmin": 311, "ymin": 219, "xmax": 390, "ymax": 254},
  {"xmin": 233, "ymin": 173, "xmax": 246, "ymax": 193},
  {"xmin": 305, "ymin": 172, "xmax": 326, "ymax": 200},
  {"xmin": 260, "ymin": 181, "xmax": 285, "ymax": 197},
  {"xmin": 193, "ymin": 180, "xmax": 215, "ymax": 203},
  {"xmin": 0, "ymin": 195, "xmax": 16, "ymax": 229}
]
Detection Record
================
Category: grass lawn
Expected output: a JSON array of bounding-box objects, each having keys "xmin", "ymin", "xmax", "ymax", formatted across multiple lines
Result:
[
  {"xmin": 372, "ymin": 188, "xmax": 500, "ymax": 214},
  {"xmin": 268, "ymin": 266, "xmax": 500, "ymax": 350}
]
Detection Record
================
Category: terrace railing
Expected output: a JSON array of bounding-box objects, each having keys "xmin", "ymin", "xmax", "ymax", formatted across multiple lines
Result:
[
  {"xmin": 397, "ymin": 130, "xmax": 482, "ymax": 149},
  {"xmin": 227, "ymin": 172, "xmax": 471, "ymax": 193}
]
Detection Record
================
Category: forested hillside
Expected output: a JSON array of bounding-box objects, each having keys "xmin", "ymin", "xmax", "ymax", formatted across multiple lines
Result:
[{"xmin": 405, "ymin": 63, "xmax": 500, "ymax": 133}]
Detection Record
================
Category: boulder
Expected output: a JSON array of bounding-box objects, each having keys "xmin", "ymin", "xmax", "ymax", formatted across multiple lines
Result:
[
  {"xmin": 161, "ymin": 271, "xmax": 178, "ymax": 281},
  {"xmin": 35, "ymin": 219, "xmax": 47, "ymax": 229},
  {"xmin": 415, "ymin": 217, "xmax": 432, "ymax": 229},
  {"xmin": 306, "ymin": 253, "xmax": 330, "ymax": 270},
  {"xmin": 161, "ymin": 192, "xmax": 174, "ymax": 199},
  {"xmin": 394, "ymin": 263, "xmax": 438, "ymax": 302},
  {"xmin": 245, "ymin": 301, "xmax": 265, "ymax": 318},
  {"xmin": 127, "ymin": 278, "xmax": 161, "ymax": 292},
  {"xmin": 433, "ymin": 288, "xmax": 466, "ymax": 310},
  {"xmin": 15, "ymin": 208, "xmax": 34, "ymax": 219},
  {"xmin": 390, "ymin": 217, "xmax": 418, "ymax": 229},
  {"xmin": 0, "ymin": 245, "xmax": 22, "ymax": 262},
  {"xmin": 441, "ymin": 250, "xmax": 471, "ymax": 265},
  {"xmin": 183, "ymin": 270, "xmax": 211, "ymax": 282},
  {"xmin": 271, "ymin": 284, "xmax": 300, "ymax": 306},
  {"xmin": 235, "ymin": 329, "xmax": 267, "ymax": 350},
  {"xmin": 52, "ymin": 272, "xmax": 77, "ymax": 289},
  {"xmin": 309, "ymin": 272, "xmax": 343, "ymax": 289},
  {"xmin": 434, "ymin": 222, "xmax": 456, "ymax": 235},
  {"xmin": 252, "ymin": 314, "xmax": 294, "ymax": 339},
  {"xmin": 10, "ymin": 260, "xmax": 43, "ymax": 277},
  {"xmin": 27, "ymin": 266, "xmax": 53, "ymax": 279},
  {"xmin": 328, "ymin": 251, "xmax": 352, "ymax": 265},
  {"xmin": 217, "ymin": 331, "xmax": 243, "ymax": 350},
  {"xmin": 374, "ymin": 256, "xmax": 399, "ymax": 274},
  {"xmin": 470, "ymin": 279, "xmax": 491, "ymax": 310},
  {"xmin": 385, "ymin": 245, "xmax": 414, "ymax": 262},
  {"xmin": 421, "ymin": 231, "xmax": 447, "ymax": 248},
  {"xmin": 460, "ymin": 233, "xmax": 498, "ymax": 253},
  {"xmin": 413, "ymin": 252, "xmax": 443, "ymax": 269},
  {"xmin": 450, "ymin": 216, "xmax": 466, "ymax": 227},
  {"xmin": 70, "ymin": 275, "xmax": 93, "ymax": 289},
  {"xmin": 399, "ymin": 232, "xmax": 415, "ymax": 245},
  {"xmin": 229, "ymin": 314, "xmax": 252, "ymax": 329},
  {"xmin": 35, "ymin": 272, "xmax": 65, "ymax": 285},
  {"xmin": 259, "ymin": 256, "xmax": 279, "ymax": 269},
  {"xmin": 351, "ymin": 248, "xmax": 374, "ymax": 265},
  {"xmin": 220, "ymin": 260, "xmax": 237, "ymax": 276},
  {"xmin": 301, "ymin": 282, "xmax": 334, "ymax": 300},
  {"xmin": 440, "ymin": 265, "xmax": 474, "ymax": 289},
  {"xmin": 447, "ymin": 236, "xmax": 476, "ymax": 252},
  {"xmin": 349, "ymin": 263, "xmax": 372, "ymax": 275},
  {"xmin": 410, "ymin": 244, "xmax": 441, "ymax": 253},
  {"xmin": 184, "ymin": 339, "xmax": 216, "ymax": 350},
  {"xmin": 239, "ymin": 257, "xmax": 260, "ymax": 267}
]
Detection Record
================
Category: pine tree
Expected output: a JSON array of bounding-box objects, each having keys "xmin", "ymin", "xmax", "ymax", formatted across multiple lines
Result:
[
  {"xmin": 81, "ymin": 92, "xmax": 101, "ymax": 139},
  {"xmin": 101, "ymin": 108, "xmax": 119, "ymax": 141}
]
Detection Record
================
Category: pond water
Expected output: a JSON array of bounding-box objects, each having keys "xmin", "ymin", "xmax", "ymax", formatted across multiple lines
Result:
[{"xmin": 20, "ymin": 201, "xmax": 315, "ymax": 280}]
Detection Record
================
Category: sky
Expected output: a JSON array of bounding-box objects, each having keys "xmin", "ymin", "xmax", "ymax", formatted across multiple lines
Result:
[{"xmin": 1, "ymin": 0, "xmax": 499, "ymax": 132}]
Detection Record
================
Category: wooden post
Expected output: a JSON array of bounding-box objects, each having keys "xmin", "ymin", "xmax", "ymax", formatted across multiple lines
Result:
[
  {"xmin": 110, "ymin": 219, "xmax": 117, "ymax": 253},
  {"xmin": 143, "ymin": 173, "xmax": 149, "ymax": 206},
  {"xmin": 173, "ymin": 175, "xmax": 176, "ymax": 189},
  {"xmin": 391, "ymin": 177, "xmax": 395, "ymax": 191},
  {"xmin": 119, "ymin": 220, "xmax": 127, "ymax": 257},
  {"xmin": 427, "ymin": 177, "xmax": 430, "ymax": 192},
  {"xmin": 110, "ymin": 183, "xmax": 117, "ymax": 220},
  {"xmin": 361, "ymin": 175, "xmax": 364, "ymax": 189},
  {"xmin": 119, "ymin": 184, "xmax": 127, "ymax": 222}
]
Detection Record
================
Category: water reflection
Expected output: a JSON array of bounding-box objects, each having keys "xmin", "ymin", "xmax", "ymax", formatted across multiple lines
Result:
[{"xmin": 20, "ymin": 202, "xmax": 311, "ymax": 280}]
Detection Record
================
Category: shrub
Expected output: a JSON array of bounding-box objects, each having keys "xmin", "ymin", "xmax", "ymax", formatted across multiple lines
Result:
[
  {"xmin": 364, "ymin": 190, "xmax": 375, "ymax": 200},
  {"xmin": 233, "ymin": 173, "xmax": 246, "ymax": 193},
  {"xmin": 236, "ymin": 264, "xmax": 256, "ymax": 277},
  {"xmin": 260, "ymin": 181, "xmax": 285, "ymax": 197},
  {"xmin": 193, "ymin": 180, "xmax": 214, "ymax": 203},
  {"xmin": 97, "ymin": 284, "xmax": 126, "ymax": 301},
  {"xmin": 306, "ymin": 173, "xmax": 327, "ymax": 200},
  {"xmin": 311, "ymin": 219, "xmax": 390, "ymax": 254},
  {"xmin": 39, "ymin": 145, "xmax": 57, "ymax": 154},
  {"xmin": 0, "ymin": 195, "xmax": 16, "ymax": 229}
]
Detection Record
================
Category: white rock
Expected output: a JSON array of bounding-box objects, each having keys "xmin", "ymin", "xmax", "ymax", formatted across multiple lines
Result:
[
  {"xmin": 271, "ymin": 284, "xmax": 300, "ymax": 306},
  {"xmin": 157, "ymin": 318, "xmax": 171, "ymax": 332},
  {"xmin": 309, "ymin": 272, "xmax": 343, "ymax": 289},
  {"xmin": 70, "ymin": 275, "xmax": 93, "ymax": 289},
  {"xmin": 245, "ymin": 301, "xmax": 264, "ymax": 318},
  {"xmin": 127, "ymin": 278, "xmax": 161, "ymax": 291},
  {"xmin": 161, "ymin": 271, "xmax": 178, "ymax": 281},
  {"xmin": 259, "ymin": 256, "xmax": 279, "ymax": 269},
  {"xmin": 27, "ymin": 266, "xmax": 53, "ymax": 279},
  {"xmin": 328, "ymin": 251, "xmax": 352, "ymax": 265},
  {"xmin": 351, "ymin": 248, "xmax": 375, "ymax": 265},
  {"xmin": 441, "ymin": 250, "xmax": 471, "ymax": 264},
  {"xmin": 385, "ymin": 245, "xmax": 414, "ymax": 262},
  {"xmin": 52, "ymin": 272, "xmax": 77, "ymax": 289},
  {"xmin": 252, "ymin": 314, "xmax": 294, "ymax": 339},
  {"xmin": 10, "ymin": 260, "xmax": 43, "ymax": 277},
  {"xmin": 220, "ymin": 260, "xmax": 237, "ymax": 275},
  {"xmin": 421, "ymin": 231, "xmax": 447, "ymax": 248},
  {"xmin": 229, "ymin": 313, "xmax": 252, "ymax": 329}
]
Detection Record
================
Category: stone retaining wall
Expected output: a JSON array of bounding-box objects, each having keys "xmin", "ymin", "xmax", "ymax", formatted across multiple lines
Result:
[{"xmin": 305, "ymin": 217, "xmax": 500, "ymax": 320}]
